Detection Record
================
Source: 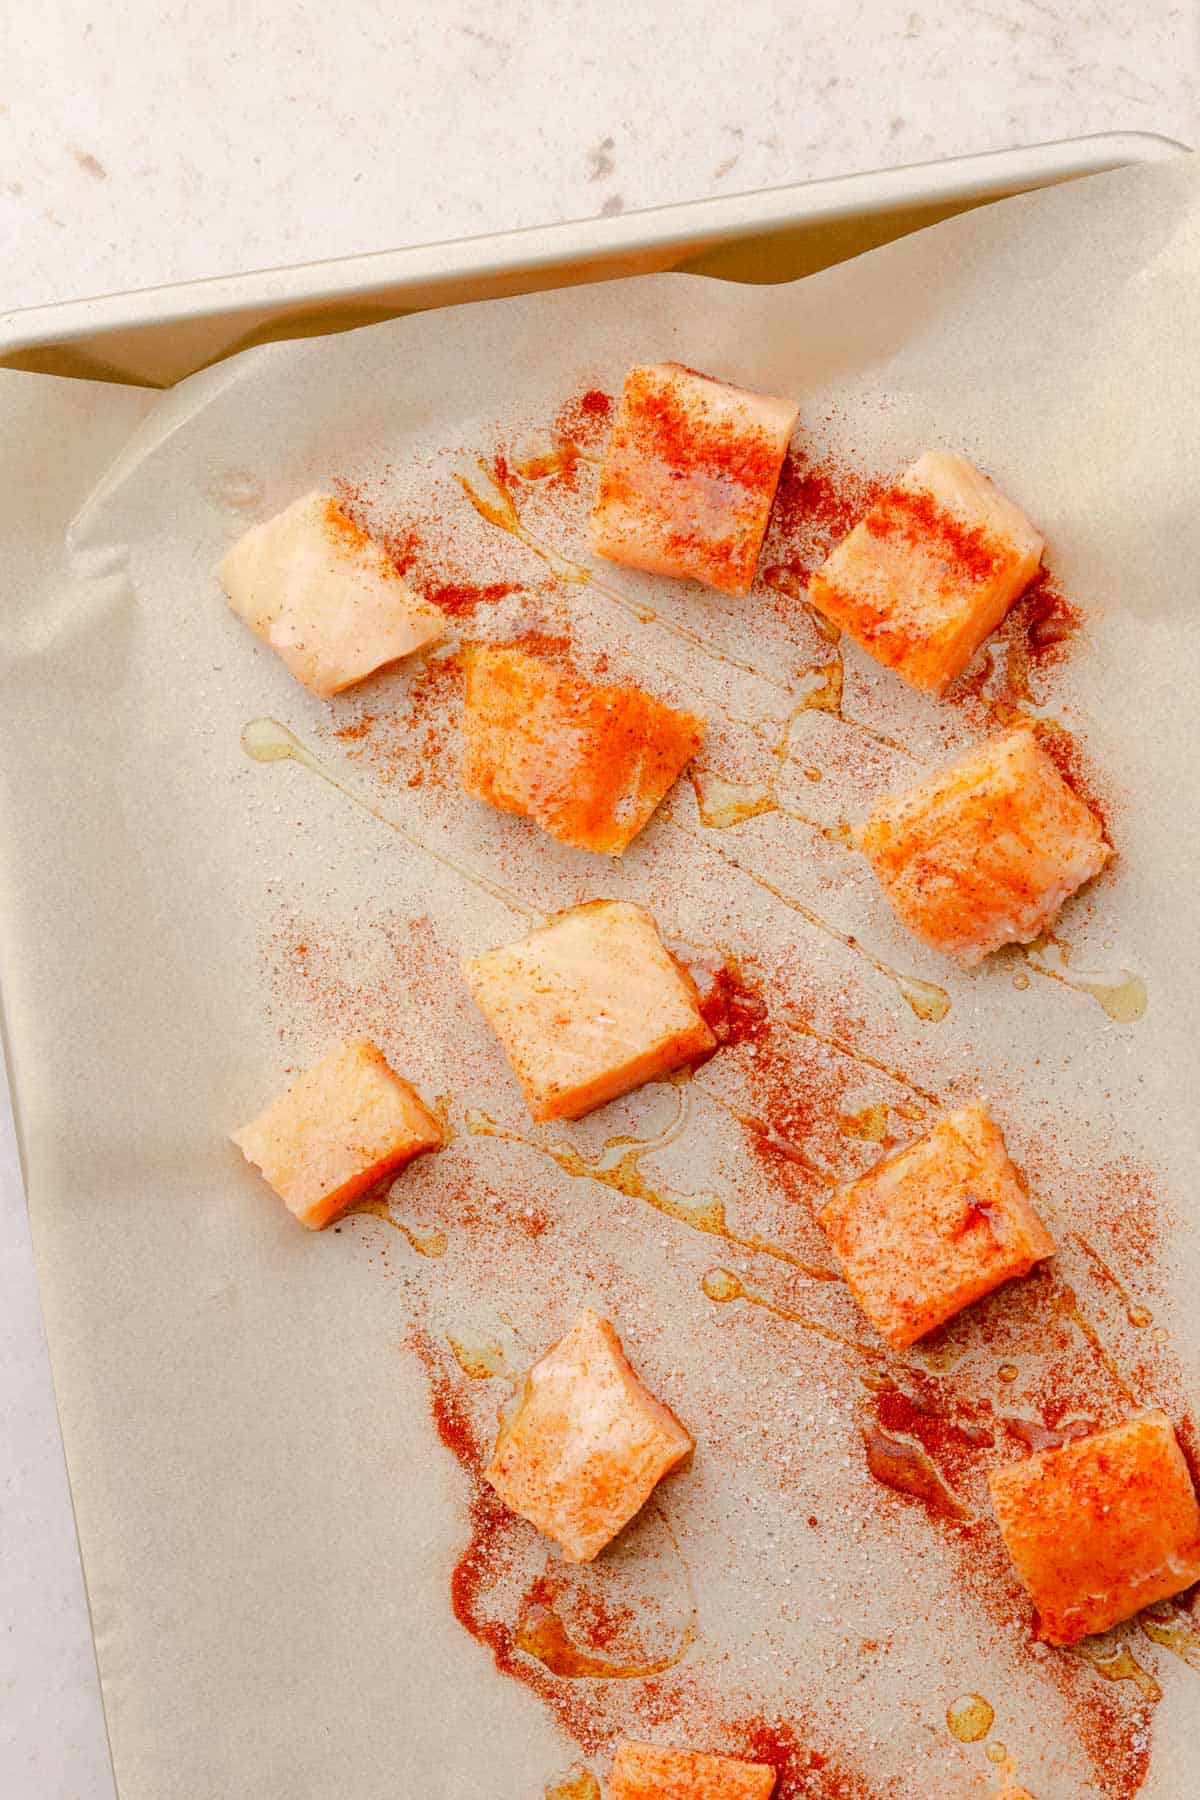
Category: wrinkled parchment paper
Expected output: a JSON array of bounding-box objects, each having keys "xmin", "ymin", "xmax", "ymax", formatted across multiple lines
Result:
[{"xmin": 2, "ymin": 157, "xmax": 1199, "ymax": 1800}]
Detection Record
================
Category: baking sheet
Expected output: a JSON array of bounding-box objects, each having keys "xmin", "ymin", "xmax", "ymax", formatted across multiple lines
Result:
[
  {"xmin": 4, "ymin": 136, "xmax": 1184, "ymax": 391},
  {"xmin": 1, "ymin": 154, "xmax": 1199, "ymax": 1800}
]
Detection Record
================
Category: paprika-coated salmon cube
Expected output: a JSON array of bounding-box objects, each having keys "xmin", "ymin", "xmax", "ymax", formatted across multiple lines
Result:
[
  {"xmin": 232, "ymin": 1038, "xmax": 443, "ymax": 1229},
  {"xmin": 590, "ymin": 362, "xmax": 798, "ymax": 595},
  {"xmin": 220, "ymin": 491, "xmax": 445, "ymax": 697},
  {"xmin": 988, "ymin": 1411, "xmax": 1200, "ymax": 1645},
  {"xmin": 861, "ymin": 726, "xmax": 1109, "ymax": 966},
  {"xmin": 463, "ymin": 900, "xmax": 716, "ymax": 1122},
  {"xmin": 808, "ymin": 452, "xmax": 1044, "ymax": 692},
  {"xmin": 818, "ymin": 1104, "xmax": 1055, "ymax": 1350},
  {"xmin": 462, "ymin": 644, "xmax": 704, "ymax": 856},
  {"xmin": 485, "ymin": 1309, "xmax": 693, "ymax": 1563},
  {"xmin": 607, "ymin": 1740, "xmax": 776, "ymax": 1800}
]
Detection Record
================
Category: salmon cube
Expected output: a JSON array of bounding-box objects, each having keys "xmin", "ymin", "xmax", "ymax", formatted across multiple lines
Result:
[
  {"xmin": 485, "ymin": 1309, "xmax": 693, "ymax": 1562},
  {"xmin": 607, "ymin": 1741, "xmax": 776, "ymax": 1800},
  {"xmin": 818, "ymin": 1104, "xmax": 1055, "ymax": 1350},
  {"xmin": 808, "ymin": 452, "xmax": 1044, "ymax": 692},
  {"xmin": 989, "ymin": 1412, "xmax": 1200, "ymax": 1645},
  {"xmin": 219, "ymin": 491, "xmax": 445, "ymax": 697},
  {"xmin": 463, "ymin": 900, "xmax": 716, "ymax": 1122},
  {"xmin": 861, "ymin": 726, "xmax": 1109, "ymax": 966},
  {"xmin": 590, "ymin": 362, "xmax": 798, "ymax": 595},
  {"xmin": 232, "ymin": 1038, "xmax": 443, "ymax": 1229},
  {"xmin": 462, "ymin": 644, "xmax": 704, "ymax": 856}
]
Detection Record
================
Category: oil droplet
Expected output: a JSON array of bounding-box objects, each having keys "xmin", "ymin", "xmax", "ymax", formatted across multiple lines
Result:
[
  {"xmin": 242, "ymin": 716, "xmax": 301, "ymax": 763},
  {"xmin": 838, "ymin": 1102, "xmax": 891, "ymax": 1143},
  {"xmin": 1023, "ymin": 946, "xmax": 1147, "ymax": 1023},
  {"xmin": 1151, "ymin": 1325, "xmax": 1169, "ymax": 1345},
  {"xmin": 986, "ymin": 1742, "xmax": 1008, "ymax": 1765},
  {"xmin": 946, "ymin": 1693, "xmax": 994, "ymax": 1742},
  {"xmin": 517, "ymin": 1603, "xmax": 696, "ymax": 1680},
  {"xmin": 997, "ymin": 1363, "xmax": 1019, "ymax": 1383},
  {"xmin": 1075, "ymin": 1638, "xmax": 1162, "ymax": 1702},
  {"xmin": 666, "ymin": 817, "xmax": 950, "ymax": 1023},
  {"xmin": 1088, "ymin": 975, "xmax": 1149, "ymax": 1023},
  {"xmin": 241, "ymin": 718, "xmax": 539, "ymax": 923},
  {"xmin": 759, "ymin": 572, "xmax": 917, "ymax": 760},
  {"xmin": 349, "ymin": 1196, "xmax": 447, "ymax": 1256},
  {"xmin": 1140, "ymin": 1600, "xmax": 1200, "ymax": 1670},
  {"xmin": 691, "ymin": 769, "xmax": 778, "ymax": 830},
  {"xmin": 863, "ymin": 1426, "xmax": 971, "ymax": 1521},
  {"xmin": 703, "ymin": 1267, "xmax": 886, "ymax": 1359},
  {"xmin": 688, "ymin": 739, "xmax": 858, "ymax": 847},
  {"xmin": 1011, "ymin": 971, "xmax": 1030, "ymax": 991},
  {"xmin": 896, "ymin": 973, "xmax": 953, "ymax": 1023},
  {"xmin": 544, "ymin": 1767, "xmax": 601, "ymax": 1800},
  {"xmin": 914, "ymin": 1330, "xmax": 969, "ymax": 1373},
  {"xmin": 797, "ymin": 656, "xmax": 845, "ymax": 717},
  {"xmin": 455, "ymin": 458, "xmax": 523, "ymax": 536},
  {"xmin": 446, "ymin": 1335, "xmax": 510, "ymax": 1380},
  {"xmin": 512, "ymin": 439, "xmax": 599, "ymax": 482},
  {"xmin": 1127, "ymin": 1305, "xmax": 1153, "ymax": 1328},
  {"xmin": 399, "ymin": 1221, "xmax": 447, "ymax": 1257}
]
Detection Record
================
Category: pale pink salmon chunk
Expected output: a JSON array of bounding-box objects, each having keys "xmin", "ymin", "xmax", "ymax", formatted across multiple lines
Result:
[
  {"xmin": 220, "ymin": 491, "xmax": 444, "ymax": 696},
  {"xmin": 989, "ymin": 1412, "xmax": 1200, "ymax": 1645},
  {"xmin": 819, "ymin": 1104, "xmax": 1055, "ymax": 1349},
  {"xmin": 232, "ymin": 1038, "xmax": 443, "ymax": 1229},
  {"xmin": 809, "ymin": 451, "xmax": 1044, "ymax": 691},
  {"xmin": 590, "ymin": 362, "xmax": 798, "ymax": 595},
  {"xmin": 607, "ymin": 1740, "xmax": 776, "ymax": 1799},
  {"xmin": 463, "ymin": 900, "xmax": 716, "ymax": 1122},
  {"xmin": 861, "ymin": 726, "xmax": 1109, "ymax": 965},
  {"xmin": 485, "ymin": 1309, "xmax": 693, "ymax": 1562}
]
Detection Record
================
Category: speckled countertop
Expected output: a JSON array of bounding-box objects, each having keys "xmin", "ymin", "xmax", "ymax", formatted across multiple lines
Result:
[{"xmin": 0, "ymin": 3, "xmax": 1195, "ymax": 1794}]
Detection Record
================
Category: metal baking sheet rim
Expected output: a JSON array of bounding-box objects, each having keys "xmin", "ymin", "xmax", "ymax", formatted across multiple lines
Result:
[{"xmin": 0, "ymin": 131, "xmax": 1189, "ymax": 390}]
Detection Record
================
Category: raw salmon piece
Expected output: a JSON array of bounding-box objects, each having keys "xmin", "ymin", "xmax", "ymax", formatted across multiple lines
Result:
[
  {"xmin": 861, "ymin": 726, "xmax": 1109, "ymax": 966},
  {"xmin": 462, "ymin": 644, "xmax": 704, "ymax": 856},
  {"xmin": 463, "ymin": 900, "xmax": 716, "ymax": 1122},
  {"xmin": 590, "ymin": 362, "xmax": 798, "ymax": 595},
  {"xmin": 989, "ymin": 1412, "xmax": 1200, "ymax": 1645},
  {"xmin": 232, "ymin": 1038, "xmax": 443, "ymax": 1229},
  {"xmin": 485, "ymin": 1309, "xmax": 693, "ymax": 1562},
  {"xmin": 219, "ymin": 491, "xmax": 444, "ymax": 697},
  {"xmin": 818, "ymin": 1103, "xmax": 1055, "ymax": 1350},
  {"xmin": 809, "ymin": 451, "xmax": 1044, "ymax": 692},
  {"xmin": 607, "ymin": 1741, "xmax": 776, "ymax": 1799}
]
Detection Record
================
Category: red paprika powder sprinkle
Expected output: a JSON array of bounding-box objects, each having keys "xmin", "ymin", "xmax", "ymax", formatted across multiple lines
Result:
[{"xmin": 864, "ymin": 485, "xmax": 1004, "ymax": 583}]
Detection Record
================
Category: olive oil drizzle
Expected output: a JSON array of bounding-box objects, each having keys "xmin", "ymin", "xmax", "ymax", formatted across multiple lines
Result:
[
  {"xmin": 241, "ymin": 717, "xmax": 539, "ymax": 924},
  {"xmin": 664, "ymin": 813, "xmax": 951, "ymax": 1024},
  {"xmin": 465, "ymin": 1090, "xmax": 840, "ymax": 1283}
]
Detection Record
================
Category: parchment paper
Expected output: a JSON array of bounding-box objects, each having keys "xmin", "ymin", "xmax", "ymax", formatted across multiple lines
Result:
[{"xmin": 2, "ymin": 156, "xmax": 1199, "ymax": 1800}]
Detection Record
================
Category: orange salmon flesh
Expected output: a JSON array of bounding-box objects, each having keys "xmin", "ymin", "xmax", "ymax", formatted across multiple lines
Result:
[{"xmin": 485, "ymin": 1309, "xmax": 694, "ymax": 1563}]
